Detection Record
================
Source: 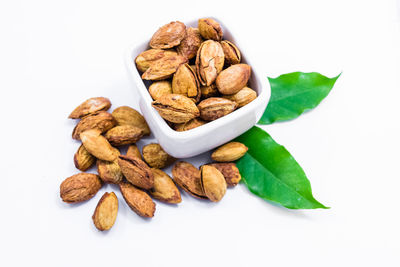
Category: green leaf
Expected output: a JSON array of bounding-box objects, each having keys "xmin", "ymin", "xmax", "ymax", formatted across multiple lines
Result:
[
  {"xmin": 259, "ymin": 72, "xmax": 340, "ymax": 125},
  {"xmin": 235, "ymin": 126, "xmax": 328, "ymax": 209}
]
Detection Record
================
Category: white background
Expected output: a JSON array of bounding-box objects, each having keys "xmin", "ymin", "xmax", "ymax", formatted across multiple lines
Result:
[{"xmin": 1, "ymin": 0, "xmax": 399, "ymax": 266}]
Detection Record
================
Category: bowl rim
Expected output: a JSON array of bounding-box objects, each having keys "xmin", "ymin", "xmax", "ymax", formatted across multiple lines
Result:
[{"xmin": 124, "ymin": 18, "xmax": 270, "ymax": 142}]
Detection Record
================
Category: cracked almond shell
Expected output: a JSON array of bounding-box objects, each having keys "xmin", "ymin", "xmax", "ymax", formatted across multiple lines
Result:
[
  {"xmin": 216, "ymin": 64, "xmax": 251, "ymax": 95},
  {"xmin": 119, "ymin": 182, "xmax": 155, "ymax": 218},
  {"xmin": 142, "ymin": 53, "xmax": 187, "ymax": 81},
  {"xmin": 198, "ymin": 18, "xmax": 223, "ymax": 41},
  {"xmin": 221, "ymin": 40, "xmax": 241, "ymax": 66},
  {"xmin": 176, "ymin": 27, "xmax": 202, "ymax": 60},
  {"xmin": 92, "ymin": 192, "xmax": 118, "ymax": 231},
  {"xmin": 172, "ymin": 64, "xmax": 201, "ymax": 102},
  {"xmin": 195, "ymin": 40, "xmax": 224, "ymax": 86},
  {"xmin": 118, "ymin": 155, "xmax": 154, "ymax": 190},
  {"xmin": 197, "ymin": 97, "xmax": 237, "ymax": 121},
  {"xmin": 135, "ymin": 49, "xmax": 178, "ymax": 73},
  {"xmin": 152, "ymin": 94, "xmax": 200, "ymax": 123},
  {"xmin": 211, "ymin": 142, "xmax": 248, "ymax": 162},
  {"xmin": 149, "ymin": 21, "xmax": 186, "ymax": 49},
  {"xmin": 60, "ymin": 173, "xmax": 102, "ymax": 203},
  {"xmin": 172, "ymin": 161, "xmax": 206, "ymax": 199},
  {"xmin": 72, "ymin": 111, "xmax": 116, "ymax": 140},
  {"xmin": 149, "ymin": 168, "xmax": 181, "ymax": 204},
  {"xmin": 69, "ymin": 97, "xmax": 111, "ymax": 119}
]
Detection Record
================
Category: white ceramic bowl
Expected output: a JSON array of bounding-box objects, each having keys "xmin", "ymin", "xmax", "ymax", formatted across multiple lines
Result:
[{"xmin": 125, "ymin": 18, "xmax": 270, "ymax": 158}]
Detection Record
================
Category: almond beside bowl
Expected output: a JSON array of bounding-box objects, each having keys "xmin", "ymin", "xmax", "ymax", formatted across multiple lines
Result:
[{"xmin": 125, "ymin": 18, "xmax": 270, "ymax": 158}]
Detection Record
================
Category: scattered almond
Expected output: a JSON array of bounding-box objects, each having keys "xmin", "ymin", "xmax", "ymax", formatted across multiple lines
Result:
[{"xmin": 92, "ymin": 192, "xmax": 118, "ymax": 231}]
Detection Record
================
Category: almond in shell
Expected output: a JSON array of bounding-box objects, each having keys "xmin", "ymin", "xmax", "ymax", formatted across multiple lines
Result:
[
  {"xmin": 118, "ymin": 155, "xmax": 154, "ymax": 190},
  {"xmin": 111, "ymin": 106, "xmax": 150, "ymax": 136},
  {"xmin": 105, "ymin": 125, "xmax": 144, "ymax": 146},
  {"xmin": 211, "ymin": 142, "xmax": 248, "ymax": 162},
  {"xmin": 60, "ymin": 173, "xmax": 102, "ymax": 203},
  {"xmin": 74, "ymin": 144, "xmax": 95, "ymax": 171},
  {"xmin": 80, "ymin": 129, "xmax": 119, "ymax": 162},
  {"xmin": 173, "ymin": 118, "xmax": 206, "ymax": 132},
  {"xmin": 149, "ymin": 21, "xmax": 186, "ymax": 49},
  {"xmin": 176, "ymin": 27, "xmax": 202, "ymax": 60},
  {"xmin": 119, "ymin": 182, "xmax": 156, "ymax": 218},
  {"xmin": 142, "ymin": 143, "xmax": 175, "ymax": 169},
  {"xmin": 223, "ymin": 86, "xmax": 257, "ymax": 108},
  {"xmin": 198, "ymin": 18, "xmax": 223, "ymax": 41},
  {"xmin": 216, "ymin": 64, "xmax": 251, "ymax": 95},
  {"xmin": 221, "ymin": 40, "xmax": 241, "ymax": 66},
  {"xmin": 149, "ymin": 168, "xmax": 181, "ymax": 204},
  {"xmin": 152, "ymin": 94, "xmax": 200, "ymax": 123},
  {"xmin": 92, "ymin": 192, "xmax": 118, "ymax": 231},
  {"xmin": 172, "ymin": 64, "xmax": 201, "ymax": 102},
  {"xmin": 97, "ymin": 158, "xmax": 124, "ymax": 184},
  {"xmin": 207, "ymin": 163, "xmax": 241, "ymax": 187},
  {"xmin": 69, "ymin": 97, "xmax": 111, "ymax": 119},
  {"xmin": 136, "ymin": 49, "xmax": 177, "ymax": 73},
  {"xmin": 197, "ymin": 97, "xmax": 237, "ymax": 121},
  {"xmin": 72, "ymin": 111, "xmax": 116, "ymax": 140},
  {"xmin": 142, "ymin": 52, "xmax": 187, "ymax": 81},
  {"xmin": 172, "ymin": 161, "xmax": 206, "ymax": 199},
  {"xmin": 196, "ymin": 40, "xmax": 224, "ymax": 86},
  {"xmin": 200, "ymin": 165, "xmax": 227, "ymax": 202},
  {"xmin": 149, "ymin": 81, "xmax": 173, "ymax": 101},
  {"xmin": 126, "ymin": 144, "xmax": 142, "ymax": 159}
]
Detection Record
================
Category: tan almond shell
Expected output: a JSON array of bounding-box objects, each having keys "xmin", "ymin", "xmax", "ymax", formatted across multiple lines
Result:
[
  {"xmin": 223, "ymin": 86, "xmax": 257, "ymax": 108},
  {"xmin": 200, "ymin": 165, "xmax": 227, "ymax": 202},
  {"xmin": 221, "ymin": 40, "xmax": 241, "ymax": 66},
  {"xmin": 142, "ymin": 143, "xmax": 175, "ymax": 169},
  {"xmin": 172, "ymin": 64, "xmax": 201, "ymax": 102},
  {"xmin": 72, "ymin": 111, "xmax": 116, "ymax": 140},
  {"xmin": 207, "ymin": 163, "xmax": 241, "ymax": 187},
  {"xmin": 97, "ymin": 159, "xmax": 124, "ymax": 184},
  {"xmin": 152, "ymin": 94, "xmax": 200, "ymax": 123},
  {"xmin": 118, "ymin": 155, "xmax": 154, "ymax": 190},
  {"xmin": 142, "ymin": 53, "xmax": 187, "ymax": 81},
  {"xmin": 111, "ymin": 106, "xmax": 150, "ymax": 136},
  {"xmin": 105, "ymin": 125, "xmax": 144, "ymax": 146},
  {"xmin": 176, "ymin": 27, "xmax": 203, "ymax": 60},
  {"xmin": 135, "ymin": 49, "xmax": 177, "ymax": 73},
  {"xmin": 69, "ymin": 97, "xmax": 111, "ymax": 119},
  {"xmin": 197, "ymin": 97, "xmax": 237, "ymax": 121},
  {"xmin": 149, "ymin": 168, "xmax": 182, "ymax": 204},
  {"xmin": 195, "ymin": 40, "xmax": 225, "ymax": 86},
  {"xmin": 119, "ymin": 182, "xmax": 156, "ymax": 218},
  {"xmin": 200, "ymin": 84, "xmax": 220, "ymax": 99},
  {"xmin": 60, "ymin": 173, "xmax": 102, "ymax": 203},
  {"xmin": 126, "ymin": 144, "xmax": 142, "ymax": 159},
  {"xmin": 211, "ymin": 142, "xmax": 248, "ymax": 162},
  {"xmin": 74, "ymin": 144, "xmax": 95, "ymax": 171},
  {"xmin": 172, "ymin": 161, "xmax": 206, "ymax": 199},
  {"xmin": 173, "ymin": 118, "xmax": 207, "ymax": 132},
  {"xmin": 80, "ymin": 129, "xmax": 119, "ymax": 162},
  {"xmin": 149, "ymin": 21, "xmax": 186, "ymax": 49},
  {"xmin": 92, "ymin": 192, "xmax": 118, "ymax": 231},
  {"xmin": 216, "ymin": 64, "xmax": 251, "ymax": 95},
  {"xmin": 149, "ymin": 81, "xmax": 173, "ymax": 101},
  {"xmin": 198, "ymin": 18, "xmax": 223, "ymax": 41}
]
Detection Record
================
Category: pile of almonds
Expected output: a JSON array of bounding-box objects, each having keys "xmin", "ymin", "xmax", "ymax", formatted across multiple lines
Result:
[
  {"xmin": 135, "ymin": 18, "xmax": 257, "ymax": 131},
  {"xmin": 61, "ymin": 97, "xmax": 248, "ymax": 231}
]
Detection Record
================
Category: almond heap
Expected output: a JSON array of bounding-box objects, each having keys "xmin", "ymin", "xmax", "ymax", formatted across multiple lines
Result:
[
  {"xmin": 135, "ymin": 18, "xmax": 258, "ymax": 131},
  {"xmin": 61, "ymin": 18, "xmax": 253, "ymax": 232}
]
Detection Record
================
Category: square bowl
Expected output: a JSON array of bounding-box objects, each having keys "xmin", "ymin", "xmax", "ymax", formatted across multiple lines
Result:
[{"xmin": 125, "ymin": 18, "xmax": 270, "ymax": 158}]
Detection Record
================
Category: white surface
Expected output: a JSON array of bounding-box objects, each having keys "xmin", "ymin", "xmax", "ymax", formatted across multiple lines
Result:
[
  {"xmin": 1, "ymin": 0, "xmax": 400, "ymax": 266},
  {"xmin": 126, "ymin": 18, "xmax": 270, "ymax": 158}
]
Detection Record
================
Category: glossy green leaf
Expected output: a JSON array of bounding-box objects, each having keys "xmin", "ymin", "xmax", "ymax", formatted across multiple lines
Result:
[
  {"xmin": 259, "ymin": 72, "xmax": 340, "ymax": 124},
  {"xmin": 235, "ymin": 127, "xmax": 328, "ymax": 209}
]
